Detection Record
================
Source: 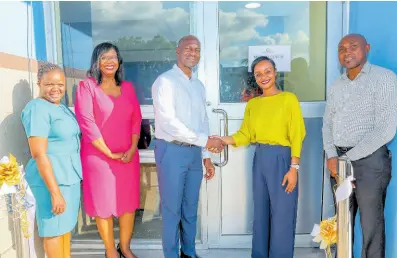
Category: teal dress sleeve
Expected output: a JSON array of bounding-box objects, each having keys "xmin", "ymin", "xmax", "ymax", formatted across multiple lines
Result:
[{"xmin": 21, "ymin": 101, "xmax": 51, "ymax": 138}]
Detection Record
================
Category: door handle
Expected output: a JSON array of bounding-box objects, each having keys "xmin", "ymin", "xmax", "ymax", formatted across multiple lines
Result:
[{"xmin": 212, "ymin": 108, "xmax": 229, "ymax": 167}]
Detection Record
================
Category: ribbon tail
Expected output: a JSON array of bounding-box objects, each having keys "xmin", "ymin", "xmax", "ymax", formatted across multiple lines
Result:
[
  {"xmin": 311, "ymin": 224, "xmax": 320, "ymax": 237},
  {"xmin": 335, "ymin": 176, "xmax": 354, "ymax": 202},
  {"xmin": 0, "ymin": 184, "xmax": 17, "ymax": 195}
]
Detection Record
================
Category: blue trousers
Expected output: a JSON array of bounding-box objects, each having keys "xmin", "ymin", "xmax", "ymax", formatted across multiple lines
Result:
[
  {"xmin": 252, "ymin": 144, "xmax": 298, "ymax": 258},
  {"xmin": 154, "ymin": 139, "xmax": 203, "ymax": 258}
]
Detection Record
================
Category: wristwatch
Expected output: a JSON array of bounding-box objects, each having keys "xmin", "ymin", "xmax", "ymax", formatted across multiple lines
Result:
[{"xmin": 290, "ymin": 164, "xmax": 300, "ymax": 170}]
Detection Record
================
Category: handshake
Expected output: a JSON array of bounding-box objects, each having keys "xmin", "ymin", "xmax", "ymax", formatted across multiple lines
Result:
[{"xmin": 205, "ymin": 135, "xmax": 227, "ymax": 153}]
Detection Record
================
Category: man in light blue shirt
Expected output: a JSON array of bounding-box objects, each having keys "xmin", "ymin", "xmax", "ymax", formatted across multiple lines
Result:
[{"xmin": 152, "ymin": 35, "xmax": 223, "ymax": 258}]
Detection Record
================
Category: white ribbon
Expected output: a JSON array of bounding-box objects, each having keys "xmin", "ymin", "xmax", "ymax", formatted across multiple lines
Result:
[
  {"xmin": 335, "ymin": 157, "xmax": 355, "ymax": 202},
  {"xmin": 0, "ymin": 184, "xmax": 17, "ymax": 195},
  {"xmin": 0, "ymin": 155, "xmax": 10, "ymax": 164},
  {"xmin": 311, "ymin": 223, "xmax": 329, "ymax": 249},
  {"xmin": 335, "ymin": 175, "xmax": 355, "ymax": 203},
  {"xmin": 311, "ymin": 223, "xmax": 320, "ymax": 237}
]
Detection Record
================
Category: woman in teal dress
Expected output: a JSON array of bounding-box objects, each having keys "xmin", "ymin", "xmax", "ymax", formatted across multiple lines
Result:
[{"xmin": 21, "ymin": 63, "xmax": 82, "ymax": 258}]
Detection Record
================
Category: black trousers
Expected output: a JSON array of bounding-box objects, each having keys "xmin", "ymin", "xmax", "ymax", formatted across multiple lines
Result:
[{"xmin": 330, "ymin": 145, "xmax": 391, "ymax": 258}]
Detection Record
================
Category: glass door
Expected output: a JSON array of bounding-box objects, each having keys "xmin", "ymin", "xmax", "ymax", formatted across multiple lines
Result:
[{"xmin": 201, "ymin": 1, "xmax": 345, "ymax": 248}]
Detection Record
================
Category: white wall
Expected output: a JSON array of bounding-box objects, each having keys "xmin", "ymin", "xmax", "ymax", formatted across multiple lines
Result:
[{"xmin": 0, "ymin": 2, "xmax": 45, "ymax": 258}]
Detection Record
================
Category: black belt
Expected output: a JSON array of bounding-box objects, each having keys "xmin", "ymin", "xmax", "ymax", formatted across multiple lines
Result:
[
  {"xmin": 336, "ymin": 146, "xmax": 353, "ymax": 154},
  {"xmin": 169, "ymin": 140, "xmax": 196, "ymax": 147}
]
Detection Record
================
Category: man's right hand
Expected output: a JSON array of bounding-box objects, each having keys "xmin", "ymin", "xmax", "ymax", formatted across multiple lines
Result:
[
  {"xmin": 327, "ymin": 157, "xmax": 338, "ymax": 178},
  {"xmin": 206, "ymin": 137, "xmax": 224, "ymax": 153}
]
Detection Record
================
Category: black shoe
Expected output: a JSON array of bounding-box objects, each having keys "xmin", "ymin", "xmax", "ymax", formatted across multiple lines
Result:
[
  {"xmin": 117, "ymin": 244, "xmax": 126, "ymax": 258},
  {"xmin": 117, "ymin": 243, "xmax": 138, "ymax": 258},
  {"xmin": 181, "ymin": 251, "xmax": 201, "ymax": 258}
]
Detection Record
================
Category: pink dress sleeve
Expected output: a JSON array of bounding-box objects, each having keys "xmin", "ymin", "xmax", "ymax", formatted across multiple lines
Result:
[
  {"xmin": 75, "ymin": 79, "xmax": 103, "ymax": 142},
  {"xmin": 127, "ymin": 82, "xmax": 142, "ymax": 135}
]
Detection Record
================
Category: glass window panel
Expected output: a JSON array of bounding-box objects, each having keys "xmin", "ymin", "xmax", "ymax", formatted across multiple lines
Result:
[
  {"xmin": 138, "ymin": 119, "xmax": 155, "ymax": 150},
  {"xmin": 219, "ymin": 1, "xmax": 327, "ymax": 103},
  {"xmin": 59, "ymin": 1, "xmax": 191, "ymax": 106}
]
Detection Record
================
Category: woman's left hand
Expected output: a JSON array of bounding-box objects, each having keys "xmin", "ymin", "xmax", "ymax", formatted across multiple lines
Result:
[
  {"xmin": 121, "ymin": 147, "xmax": 137, "ymax": 163},
  {"xmin": 282, "ymin": 168, "xmax": 298, "ymax": 194}
]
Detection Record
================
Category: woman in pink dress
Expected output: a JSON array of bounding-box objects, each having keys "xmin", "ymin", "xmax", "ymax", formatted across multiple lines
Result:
[{"xmin": 74, "ymin": 42, "xmax": 142, "ymax": 258}]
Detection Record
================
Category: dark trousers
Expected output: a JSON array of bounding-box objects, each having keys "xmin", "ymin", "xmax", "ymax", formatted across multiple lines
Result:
[
  {"xmin": 251, "ymin": 144, "xmax": 298, "ymax": 258},
  {"xmin": 330, "ymin": 145, "xmax": 392, "ymax": 258}
]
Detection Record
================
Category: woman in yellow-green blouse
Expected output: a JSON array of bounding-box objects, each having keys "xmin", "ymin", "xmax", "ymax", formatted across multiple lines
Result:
[{"xmin": 221, "ymin": 56, "xmax": 306, "ymax": 258}]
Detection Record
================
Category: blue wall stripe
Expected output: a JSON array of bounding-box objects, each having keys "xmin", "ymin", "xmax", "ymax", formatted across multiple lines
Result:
[
  {"xmin": 32, "ymin": 1, "xmax": 47, "ymax": 61},
  {"xmin": 349, "ymin": 2, "xmax": 397, "ymax": 258}
]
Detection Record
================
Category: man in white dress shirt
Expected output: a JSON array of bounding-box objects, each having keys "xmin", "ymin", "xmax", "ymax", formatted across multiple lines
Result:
[{"xmin": 152, "ymin": 35, "xmax": 223, "ymax": 258}]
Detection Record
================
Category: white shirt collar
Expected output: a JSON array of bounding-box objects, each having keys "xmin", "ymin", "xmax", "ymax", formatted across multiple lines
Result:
[{"xmin": 172, "ymin": 64, "xmax": 197, "ymax": 81}]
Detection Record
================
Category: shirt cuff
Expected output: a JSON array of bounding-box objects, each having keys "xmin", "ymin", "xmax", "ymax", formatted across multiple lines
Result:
[
  {"xmin": 195, "ymin": 134, "xmax": 208, "ymax": 148},
  {"xmin": 202, "ymin": 148, "xmax": 210, "ymax": 159},
  {"xmin": 325, "ymin": 147, "xmax": 338, "ymax": 159},
  {"xmin": 345, "ymin": 148, "xmax": 362, "ymax": 161},
  {"xmin": 291, "ymin": 147, "xmax": 302, "ymax": 158},
  {"xmin": 232, "ymin": 134, "xmax": 243, "ymax": 147}
]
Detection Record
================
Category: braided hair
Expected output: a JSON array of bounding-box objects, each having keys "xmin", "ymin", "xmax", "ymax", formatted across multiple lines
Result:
[{"xmin": 37, "ymin": 62, "xmax": 63, "ymax": 84}]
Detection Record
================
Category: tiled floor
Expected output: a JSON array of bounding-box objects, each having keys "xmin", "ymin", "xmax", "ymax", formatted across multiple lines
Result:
[{"xmin": 72, "ymin": 247, "xmax": 329, "ymax": 258}]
